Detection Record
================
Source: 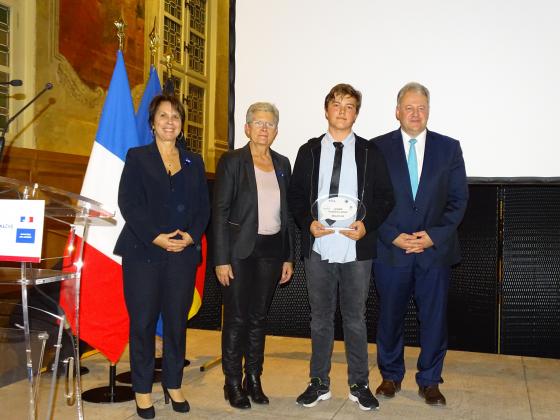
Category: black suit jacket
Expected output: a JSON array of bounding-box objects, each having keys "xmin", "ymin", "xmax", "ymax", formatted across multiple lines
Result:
[
  {"xmin": 288, "ymin": 134, "xmax": 395, "ymax": 261},
  {"xmin": 114, "ymin": 141, "xmax": 210, "ymax": 262},
  {"xmin": 212, "ymin": 142, "xmax": 294, "ymax": 265},
  {"xmin": 373, "ymin": 129, "xmax": 468, "ymax": 268}
]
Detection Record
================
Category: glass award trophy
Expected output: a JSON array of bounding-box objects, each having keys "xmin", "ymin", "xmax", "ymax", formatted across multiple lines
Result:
[{"xmin": 311, "ymin": 194, "xmax": 366, "ymax": 232}]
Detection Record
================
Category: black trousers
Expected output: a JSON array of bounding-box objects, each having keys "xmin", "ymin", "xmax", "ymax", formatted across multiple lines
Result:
[
  {"xmin": 122, "ymin": 249, "xmax": 197, "ymax": 393},
  {"xmin": 221, "ymin": 233, "xmax": 283, "ymax": 383}
]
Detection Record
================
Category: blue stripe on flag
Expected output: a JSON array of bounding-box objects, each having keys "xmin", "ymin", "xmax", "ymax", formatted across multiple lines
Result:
[
  {"xmin": 133, "ymin": 65, "xmax": 165, "ymax": 337},
  {"xmin": 135, "ymin": 66, "xmax": 165, "ymax": 337},
  {"xmin": 95, "ymin": 50, "xmax": 139, "ymax": 162},
  {"xmin": 156, "ymin": 314, "xmax": 164, "ymax": 337},
  {"xmin": 135, "ymin": 66, "xmax": 162, "ymax": 147}
]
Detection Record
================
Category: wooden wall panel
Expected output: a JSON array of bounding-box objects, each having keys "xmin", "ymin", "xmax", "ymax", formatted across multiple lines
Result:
[{"xmin": 0, "ymin": 147, "xmax": 88, "ymax": 193}]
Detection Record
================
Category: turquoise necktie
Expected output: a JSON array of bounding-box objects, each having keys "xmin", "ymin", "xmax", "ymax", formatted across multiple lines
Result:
[{"xmin": 408, "ymin": 138, "xmax": 418, "ymax": 199}]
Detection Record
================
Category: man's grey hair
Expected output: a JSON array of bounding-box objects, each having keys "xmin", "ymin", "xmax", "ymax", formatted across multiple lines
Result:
[
  {"xmin": 397, "ymin": 82, "xmax": 430, "ymax": 105},
  {"xmin": 246, "ymin": 102, "xmax": 279, "ymax": 125}
]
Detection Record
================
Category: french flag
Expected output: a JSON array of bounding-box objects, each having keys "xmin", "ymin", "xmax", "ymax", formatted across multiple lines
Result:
[{"xmin": 60, "ymin": 50, "xmax": 138, "ymax": 363}]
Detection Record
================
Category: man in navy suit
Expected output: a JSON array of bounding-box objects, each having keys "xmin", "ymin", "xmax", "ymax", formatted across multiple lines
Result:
[{"xmin": 372, "ymin": 82, "xmax": 468, "ymax": 405}]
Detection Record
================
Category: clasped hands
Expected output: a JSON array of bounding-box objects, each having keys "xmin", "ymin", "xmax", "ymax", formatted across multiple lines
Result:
[
  {"xmin": 152, "ymin": 229, "xmax": 193, "ymax": 252},
  {"xmin": 392, "ymin": 231, "xmax": 433, "ymax": 254},
  {"xmin": 309, "ymin": 220, "xmax": 366, "ymax": 241}
]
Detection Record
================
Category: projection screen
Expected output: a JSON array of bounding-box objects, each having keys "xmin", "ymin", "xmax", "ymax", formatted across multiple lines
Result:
[{"xmin": 233, "ymin": 0, "xmax": 560, "ymax": 178}]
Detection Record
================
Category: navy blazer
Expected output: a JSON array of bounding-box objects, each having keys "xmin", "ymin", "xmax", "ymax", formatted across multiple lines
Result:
[
  {"xmin": 373, "ymin": 129, "xmax": 468, "ymax": 268},
  {"xmin": 212, "ymin": 142, "xmax": 294, "ymax": 266},
  {"xmin": 114, "ymin": 141, "xmax": 210, "ymax": 262}
]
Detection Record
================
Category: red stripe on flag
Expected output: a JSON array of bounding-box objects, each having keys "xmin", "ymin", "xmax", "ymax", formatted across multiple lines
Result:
[
  {"xmin": 188, "ymin": 234, "xmax": 207, "ymax": 319},
  {"xmin": 60, "ymin": 237, "xmax": 129, "ymax": 363}
]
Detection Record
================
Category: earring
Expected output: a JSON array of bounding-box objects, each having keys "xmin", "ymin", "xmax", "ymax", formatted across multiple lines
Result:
[{"xmin": 176, "ymin": 131, "xmax": 186, "ymax": 148}]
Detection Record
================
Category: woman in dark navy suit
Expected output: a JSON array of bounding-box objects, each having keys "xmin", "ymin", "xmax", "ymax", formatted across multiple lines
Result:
[
  {"xmin": 114, "ymin": 94, "xmax": 209, "ymax": 419},
  {"xmin": 213, "ymin": 102, "xmax": 294, "ymax": 409}
]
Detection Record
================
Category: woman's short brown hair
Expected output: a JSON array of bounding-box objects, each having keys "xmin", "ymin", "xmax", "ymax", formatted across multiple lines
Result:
[{"xmin": 148, "ymin": 94, "xmax": 186, "ymax": 128}]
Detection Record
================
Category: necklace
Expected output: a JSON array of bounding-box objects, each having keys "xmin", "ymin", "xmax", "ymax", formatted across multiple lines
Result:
[{"xmin": 163, "ymin": 152, "xmax": 179, "ymax": 169}]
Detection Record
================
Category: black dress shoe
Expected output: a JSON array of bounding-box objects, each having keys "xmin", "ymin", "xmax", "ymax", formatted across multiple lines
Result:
[
  {"xmin": 224, "ymin": 383, "xmax": 251, "ymax": 409},
  {"xmin": 375, "ymin": 379, "xmax": 401, "ymax": 398},
  {"xmin": 243, "ymin": 374, "xmax": 269, "ymax": 404},
  {"xmin": 162, "ymin": 385, "xmax": 190, "ymax": 413},
  {"xmin": 135, "ymin": 403, "xmax": 155, "ymax": 419},
  {"xmin": 418, "ymin": 384, "xmax": 446, "ymax": 405}
]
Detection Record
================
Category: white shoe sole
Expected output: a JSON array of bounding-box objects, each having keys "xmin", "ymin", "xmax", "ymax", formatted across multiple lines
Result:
[
  {"xmin": 348, "ymin": 393, "xmax": 379, "ymax": 411},
  {"xmin": 300, "ymin": 391, "xmax": 332, "ymax": 408}
]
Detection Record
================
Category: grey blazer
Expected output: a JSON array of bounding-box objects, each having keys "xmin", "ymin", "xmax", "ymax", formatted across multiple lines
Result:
[{"xmin": 212, "ymin": 142, "xmax": 294, "ymax": 266}]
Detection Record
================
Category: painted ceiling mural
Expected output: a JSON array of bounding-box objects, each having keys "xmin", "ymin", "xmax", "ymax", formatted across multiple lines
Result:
[{"xmin": 59, "ymin": 0, "xmax": 145, "ymax": 90}]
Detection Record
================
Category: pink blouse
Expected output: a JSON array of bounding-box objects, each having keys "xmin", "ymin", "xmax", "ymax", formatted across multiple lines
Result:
[{"xmin": 254, "ymin": 166, "xmax": 281, "ymax": 235}]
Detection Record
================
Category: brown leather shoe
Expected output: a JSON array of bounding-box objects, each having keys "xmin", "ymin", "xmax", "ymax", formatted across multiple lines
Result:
[
  {"xmin": 418, "ymin": 385, "xmax": 446, "ymax": 405},
  {"xmin": 375, "ymin": 379, "xmax": 401, "ymax": 398}
]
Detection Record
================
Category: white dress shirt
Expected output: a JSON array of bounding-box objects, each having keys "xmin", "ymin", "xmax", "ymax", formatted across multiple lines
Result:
[
  {"xmin": 312, "ymin": 131, "xmax": 358, "ymax": 263},
  {"xmin": 401, "ymin": 128, "xmax": 427, "ymax": 179}
]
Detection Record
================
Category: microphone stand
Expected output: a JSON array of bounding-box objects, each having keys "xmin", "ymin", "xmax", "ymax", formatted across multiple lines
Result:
[{"xmin": 0, "ymin": 82, "xmax": 53, "ymax": 164}]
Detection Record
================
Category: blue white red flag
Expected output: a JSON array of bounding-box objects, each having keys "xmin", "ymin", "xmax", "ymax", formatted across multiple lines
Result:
[{"xmin": 60, "ymin": 50, "xmax": 137, "ymax": 363}]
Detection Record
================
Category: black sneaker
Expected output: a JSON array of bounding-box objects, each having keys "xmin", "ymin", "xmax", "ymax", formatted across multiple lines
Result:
[
  {"xmin": 296, "ymin": 377, "xmax": 331, "ymax": 407},
  {"xmin": 349, "ymin": 383, "xmax": 380, "ymax": 411}
]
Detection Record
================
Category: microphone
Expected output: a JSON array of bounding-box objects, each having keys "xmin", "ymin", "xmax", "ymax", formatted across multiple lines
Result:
[
  {"xmin": 0, "ymin": 82, "xmax": 54, "ymax": 163},
  {"xmin": 0, "ymin": 79, "xmax": 23, "ymax": 86}
]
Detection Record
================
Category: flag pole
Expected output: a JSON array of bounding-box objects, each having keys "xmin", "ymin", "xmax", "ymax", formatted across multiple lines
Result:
[
  {"xmin": 200, "ymin": 303, "xmax": 223, "ymax": 372},
  {"xmin": 80, "ymin": 16, "xmax": 134, "ymax": 404},
  {"xmin": 149, "ymin": 18, "xmax": 158, "ymax": 67}
]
